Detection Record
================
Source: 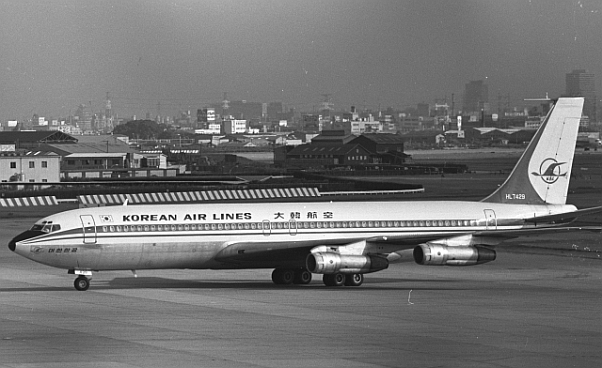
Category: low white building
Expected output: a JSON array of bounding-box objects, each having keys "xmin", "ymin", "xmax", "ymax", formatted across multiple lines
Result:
[
  {"xmin": 0, "ymin": 151, "xmax": 61, "ymax": 183},
  {"xmin": 223, "ymin": 119, "xmax": 247, "ymax": 134},
  {"xmin": 195, "ymin": 123, "xmax": 222, "ymax": 134}
]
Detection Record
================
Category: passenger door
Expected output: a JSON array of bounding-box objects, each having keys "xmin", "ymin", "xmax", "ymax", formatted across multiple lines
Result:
[
  {"xmin": 483, "ymin": 209, "xmax": 497, "ymax": 230},
  {"xmin": 80, "ymin": 215, "xmax": 97, "ymax": 244}
]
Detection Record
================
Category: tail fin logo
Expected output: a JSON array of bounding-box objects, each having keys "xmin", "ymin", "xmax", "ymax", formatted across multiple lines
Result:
[{"xmin": 531, "ymin": 158, "xmax": 567, "ymax": 184}]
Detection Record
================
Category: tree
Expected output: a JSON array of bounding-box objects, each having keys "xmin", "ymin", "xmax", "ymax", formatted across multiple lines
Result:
[{"xmin": 112, "ymin": 120, "xmax": 165, "ymax": 139}]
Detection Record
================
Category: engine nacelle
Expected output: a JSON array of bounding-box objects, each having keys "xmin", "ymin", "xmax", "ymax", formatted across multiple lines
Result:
[
  {"xmin": 413, "ymin": 244, "xmax": 496, "ymax": 266},
  {"xmin": 306, "ymin": 252, "xmax": 389, "ymax": 274}
]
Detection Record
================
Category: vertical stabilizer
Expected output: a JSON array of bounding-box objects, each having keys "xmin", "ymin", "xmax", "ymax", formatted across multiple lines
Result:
[{"xmin": 482, "ymin": 97, "xmax": 584, "ymax": 204}]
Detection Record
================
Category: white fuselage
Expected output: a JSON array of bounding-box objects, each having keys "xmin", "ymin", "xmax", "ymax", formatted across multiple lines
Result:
[{"xmin": 12, "ymin": 200, "xmax": 574, "ymax": 271}]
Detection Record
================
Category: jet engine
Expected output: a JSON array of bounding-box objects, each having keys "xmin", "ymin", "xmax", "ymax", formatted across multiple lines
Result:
[
  {"xmin": 413, "ymin": 244, "xmax": 496, "ymax": 266},
  {"xmin": 306, "ymin": 252, "xmax": 389, "ymax": 274}
]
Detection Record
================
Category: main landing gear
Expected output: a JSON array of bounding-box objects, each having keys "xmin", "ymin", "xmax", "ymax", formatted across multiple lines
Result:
[
  {"xmin": 323, "ymin": 273, "xmax": 363, "ymax": 287},
  {"xmin": 271, "ymin": 268, "xmax": 364, "ymax": 287},
  {"xmin": 272, "ymin": 268, "xmax": 312, "ymax": 285}
]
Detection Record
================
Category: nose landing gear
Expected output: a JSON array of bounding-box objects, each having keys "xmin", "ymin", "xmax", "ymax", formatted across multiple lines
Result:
[
  {"xmin": 69, "ymin": 270, "xmax": 93, "ymax": 291},
  {"xmin": 74, "ymin": 276, "xmax": 90, "ymax": 291}
]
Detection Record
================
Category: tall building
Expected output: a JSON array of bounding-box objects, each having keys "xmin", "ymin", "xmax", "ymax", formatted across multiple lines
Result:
[
  {"xmin": 565, "ymin": 69, "xmax": 597, "ymax": 122},
  {"xmin": 463, "ymin": 80, "xmax": 489, "ymax": 114}
]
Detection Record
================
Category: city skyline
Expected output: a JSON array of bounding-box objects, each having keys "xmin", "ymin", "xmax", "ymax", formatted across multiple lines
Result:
[{"xmin": 1, "ymin": 0, "xmax": 601, "ymax": 122}]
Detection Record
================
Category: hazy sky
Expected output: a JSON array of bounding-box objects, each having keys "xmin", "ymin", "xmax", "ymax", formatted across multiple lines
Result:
[{"xmin": 0, "ymin": 0, "xmax": 601, "ymax": 121}]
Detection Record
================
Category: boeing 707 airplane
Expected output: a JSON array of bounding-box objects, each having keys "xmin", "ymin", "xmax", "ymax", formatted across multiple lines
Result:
[{"xmin": 8, "ymin": 97, "xmax": 602, "ymax": 290}]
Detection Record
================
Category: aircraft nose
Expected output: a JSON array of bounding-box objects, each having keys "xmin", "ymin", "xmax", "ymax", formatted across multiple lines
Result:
[
  {"xmin": 8, "ymin": 237, "xmax": 16, "ymax": 251},
  {"xmin": 8, "ymin": 230, "xmax": 44, "ymax": 252}
]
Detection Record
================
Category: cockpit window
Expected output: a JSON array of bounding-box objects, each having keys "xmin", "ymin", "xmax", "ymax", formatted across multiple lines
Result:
[{"xmin": 30, "ymin": 221, "xmax": 61, "ymax": 233}]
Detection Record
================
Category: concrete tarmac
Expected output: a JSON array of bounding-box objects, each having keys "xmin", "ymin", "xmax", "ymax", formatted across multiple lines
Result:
[{"xmin": 1, "ymin": 217, "xmax": 600, "ymax": 368}]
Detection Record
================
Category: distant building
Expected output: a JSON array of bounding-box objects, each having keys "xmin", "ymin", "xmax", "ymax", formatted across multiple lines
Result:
[
  {"xmin": 223, "ymin": 119, "xmax": 247, "ymax": 134},
  {"xmin": 195, "ymin": 123, "xmax": 221, "ymax": 134},
  {"xmin": 350, "ymin": 133, "xmax": 405, "ymax": 154},
  {"xmin": 0, "ymin": 151, "xmax": 60, "ymax": 184},
  {"xmin": 0, "ymin": 131, "xmax": 77, "ymax": 150},
  {"xmin": 197, "ymin": 108, "xmax": 217, "ymax": 122},
  {"xmin": 284, "ymin": 143, "xmax": 372, "ymax": 168},
  {"xmin": 301, "ymin": 114, "xmax": 320, "ymax": 132},
  {"xmin": 416, "ymin": 103, "xmax": 430, "ymax": 117},
  {"xmin": 401, "ymin": 130, "xmax": 442, "ymax": 148},
  {"xmin": 463, "ymin": 80, "xmax": 489, "ymax": 115},
  {"xmin": 565, "ymin": 69, "xmax": 597, "ymax": 122},
  {"xmin": 311, "ymin": 130, "xmax": 356, "ymax": 145}
]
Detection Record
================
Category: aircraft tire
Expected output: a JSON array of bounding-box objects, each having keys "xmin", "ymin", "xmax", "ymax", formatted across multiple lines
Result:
[
  {"xmin": 323, "ymin": 273, "xmax": 346, "ymax": 287},
  {"xmin": 344, "ymin": 273, "xmax": 363, "ymax": 286},
  {"xmin": 271, "ymin": 268, "xmax": 294, "ymax": 285},
  {"xmin": 293, "ymin": 269, "xmax": 312, "ymax": 284},
  {"xmin": 74, "ymin": 276, "xmax": 90, "ymax": 291}
]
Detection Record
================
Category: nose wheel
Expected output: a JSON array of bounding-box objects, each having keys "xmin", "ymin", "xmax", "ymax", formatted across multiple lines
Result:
[{"xmin": 74, "ymin": 276, "xmax": 90, "ymax": 291}]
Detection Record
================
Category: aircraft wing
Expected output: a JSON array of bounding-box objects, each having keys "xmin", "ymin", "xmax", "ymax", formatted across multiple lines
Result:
[
  {"xmin": 214, "ymin": 241, "xmax": 322, "ymax": 268},
  {"xmin": 212, "ymin": 232, "xmax": 471, "ymax": 268},
  {"xmin": 212, "ymin": 207, "xmax": 602, "ymax": 267},
  {"xmin": 474, "ymin": 225, "xmax": 602, "ymax": 240},
  {"xmin": 524, "ymin": 205, "xmax": 602, "ymax": 224},
  {"xmin": 473, "ymin": 207, "xmax": 602, "ymax": 240}
]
